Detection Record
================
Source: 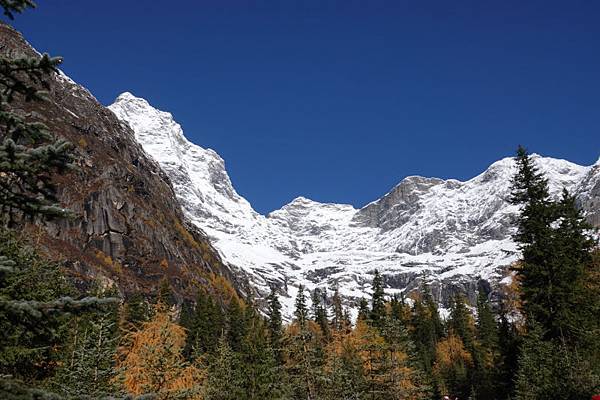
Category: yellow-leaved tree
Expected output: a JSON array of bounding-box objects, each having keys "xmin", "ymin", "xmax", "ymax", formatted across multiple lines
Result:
[
  {"xmin": 117, "ymin": 305, "xmax": 203, "ymax": 399},
  {"xmin": 432, "ymin": 334, "xmax": 473, "ymax": 398}
]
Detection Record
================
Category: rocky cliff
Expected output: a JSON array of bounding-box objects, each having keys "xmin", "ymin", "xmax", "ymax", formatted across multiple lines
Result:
[{"xmin": 0, "ymin": 23, "xmax": 237, "ymax": 301}]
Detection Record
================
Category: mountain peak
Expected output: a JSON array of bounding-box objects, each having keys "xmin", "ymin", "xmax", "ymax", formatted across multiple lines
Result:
[{"xmin": 108, "ymin": 93, "xmax": 598, "ymax": 318}]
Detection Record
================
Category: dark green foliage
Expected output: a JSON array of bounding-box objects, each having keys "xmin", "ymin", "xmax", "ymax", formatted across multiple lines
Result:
[
  {"xmin": 293, "ymin": 285, "xmax": 308, "ymax": 326},
  {"xmin": 472, "ymin": 291, "xmax": 500, "ymax": 400},
  {"xmin": 448, "ymin": 293, "xmax": 475, "ymax": 349},
  {"xmin": 515, "ymin": 325, "xmax": 599, "ymax": 400},
  {"xmin": 495, "ymin": 306, "xmax": 520, "ymax": 399},
  {"xmin": 369, "ymin": 269, "xmax": 386, "ymax": 328},
  {"xmin": 0, "ymin": 0, "xmax": 35, "ymax": 20},
  {"xmin": 156, "ymin": 278, "xmax": 174, "ymax": 307},
  {"xmin": 203, "ymin": 335, "xmax": 245, "ymax": 400},
  {"xmin": 239, "ymin": 308, "xmax": 289, "ymax": 399},
  {"xmin": 50, "ymin": 306, "xmax": 120, "ymax": 398},
  {"xmin": 122, "ymin": 292, "xmax": 149, "ymax": 329},
  {"xmin": 323, "ymin": 344, "xmax": 368, "ymax": 400},
  {"xmin": 227, "ymin": 298, "xmax": 247, "ymax": 353},
  {"xmin": 0, "ymin": 44, "xmax": 74, "ymax": 222},
  {"xmin": 183, "ymin": 289, "xmax": 224, "ymax": 358},
  {"xmin": 510, "ymin": 146, "xmax": 597, "ymax": 342},
  {"xmin": 357, "ymin": 297, "xmax": 369, "ymax": 322},
  {"xmin": 311, "ymin": 288, "xmax": 330, "ymax": 340},
  {"xmin": 475, "ymin": 291, "xmax": 498, "ymax": 351},
  {"xmin": 411, "ymin": 285, "xmax": 443, "ymax": 373},
  {"xmin": 0, "ymin": 228, "xmax": 75, "ymax": 381},
  {"xmin": 266, "ymin": 287, "xmax": 284, "ymax": 364},
  {"xmin": 510, "ymin": 146, "xmax": 600, "ymax": 399},
  {"xmin": 330, "ymin": 286, "xmax": 346, "ymax": 332}
]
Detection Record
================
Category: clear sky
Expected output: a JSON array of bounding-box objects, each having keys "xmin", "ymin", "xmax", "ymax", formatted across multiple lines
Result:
[{"xmin": 10, "ymin": 1, "xmax": 600, "ymax": 214}]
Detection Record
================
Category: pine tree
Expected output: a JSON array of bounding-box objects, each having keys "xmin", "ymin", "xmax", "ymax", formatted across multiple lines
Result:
[
  {"xmin": 357, "ymin": 297, "xmax": 370, "ymax": 322},
  {"xmin": 509, "ymin": 146, "xmax": 559, "ymax": 338},
  {"xmin": 411, "ymin": 285, "xmax": 443, "ymax": 373},
  {"xmin": 380, "ymin": 316, "xmax": 431, "ymax": 400},
  {"xmin": 285, "ymin": 290, "xmax": 325, "ymax": 400},
  {"xmin": 323, "ymin": 327, "xmax": 369, "ymax": 399},
  {"xmin": 330, "ymin": 286, "xmax": 346, "ymax": 332},
  {"xmin": 311, "ymin": 288, "xmax": 330, "ymax": 341},
  {"xmin": 266, "ymin": 287, "xmax": 284, "ymax": 364},
  {"xmin": 51, "ymin": 309, "xmax": 119, "ymax": 398},
  {"xmin": 472, "ymin": 291, "xmax": 500, "ymax": 400},
  {"xmin": 448, "ymin": 293, "xmax": 475, "ymax": 350},
  {"xmin": 184, "ymin": 289, "xmax": 224, "ymax": 359},
  {"xmin": 203, "ymin": 335, "xmax": 245, "ymax": 400},
  {"xmin": 548, "ymin": 189, "xmax": 596, "ymax": 342},
  {"xmin": 240, "ymin": 308, "xmax": 290, "ymax": 399},
  {"xmin": 227, "ymin": 297, "xmax": 247, "ymax": 353},
  {"xmin": 370, "ymin": 269, "xmax": 386, "ymax": 329},
  {"xmin": 495, "ymin": 304, "xmax": 520, "ymax": 400},
  {"xmin": 156, "ymin": 277, "xmax": 174, "ymax": 307},
  {"xmin": 294, "ymin": 285, "xmax": 308, "ymax": 327},
  {"xmin": 121, "ymin": 292, "xmax": 149, "ymax": 330},
  {"xmin": 515, "ymin": 324, "xmax": 598, "ymax": 400}
]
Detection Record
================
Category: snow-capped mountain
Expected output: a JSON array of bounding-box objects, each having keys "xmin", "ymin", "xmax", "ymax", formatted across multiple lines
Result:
[{"xmin": 109, "ymin": 92, "xmax": 599, "ymax": 317}]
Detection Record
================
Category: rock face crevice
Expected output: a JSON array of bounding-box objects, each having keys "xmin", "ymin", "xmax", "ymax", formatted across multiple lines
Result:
[{"xmin": 1, "ymin": 23, "xmax": 237, "ymax": 300}]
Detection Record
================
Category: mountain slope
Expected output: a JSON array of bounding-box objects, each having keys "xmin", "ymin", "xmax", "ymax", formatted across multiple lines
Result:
[
  {"xmin": 0, "ymin": 23, "xmax": 237, "ymax": 301},
  {"xmin": 109, "ymin": 92, "xmax": 599, "ymax": 317}
]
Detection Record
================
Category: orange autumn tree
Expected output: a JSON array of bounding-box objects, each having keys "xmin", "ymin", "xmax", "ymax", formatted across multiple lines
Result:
[
  {"xmin": 432, "ymin": 333, "xmax": 473, "ymax": 397},
  {"xmin": 117, "ymin": 305, "xmax": 203, "ymax": 399}
]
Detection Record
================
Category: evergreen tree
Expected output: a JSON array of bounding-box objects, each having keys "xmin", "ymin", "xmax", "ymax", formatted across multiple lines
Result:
[
  {"xmin": 323, "ymin": 327, "xmax": 369, "ymax": 399},
  {"xmin": 475, "ymin": 291, "xmax": 498, "ymax": 352},
  {"xmin": 369, "ymin": 269, "xmax": 386, "ymax": 329},
  {"xmin": 548, "ymin": 189, "xmax": 596, "ymax": 342},
  {"xmin": 294, "ymin": 285, "xmax": 308, "ymax": 327},
  {"xmin": 0, "ymin": 228, "xmax": 77, "ymax": 381},
  {"xmin": 203, "ymin": 335, "xmax": 245, "ymax": 400},
  {"xmin": 266, "ymin": 287, "xmax": 284, "ymax": 364},
  {"xmin": 121, "ymin": 292, "xmax": 149, "ymax": 330},
  {"xmin": 227, "ymin": 297, "xmax": 247, "ymax": 353},
  {"xmin": 472, "ymin": 291, "xmax": 501, "ymax": 400},
  {"xmin": 411, "ymin": 285, "xmax": 443, "ymax": 373},
  {"xmin": 330, "ymin": 286, "xmax": 346, "ymax": 332},
  {"xmin": 240, "ymin": 308, "xmax": 290, "ymax": 399},
  {"xmin": 447, "ymin": 293, "xmax": 475, "ymax": 350},
  {"xmin": 51, "ymin": 310, "xmax": 120, "ymax": 398},
  {"xmin": 515, "ymin": 324, "xmax": 598, "ymax": 400},
  {"xmin": 380, "ymin": 316, "xmax": 431, "ymax": 399},
  {"xmin": 432, "ymin": 334, "xmax": 473, "ymax": 399},
  {"xmin": 311, "ymin": 288, "xmax": 330, "ymax": 341},
  {"xmin": 156, "ymin": 277, "xmax": 174, "ymax": 307},
  {"xmin": 495, "ymin": 304, "xmax": 520, "ymax": 399},
  {"xmin": 285, "ymin": 294, "xmax": 325, "ymax": 400},
  {"xmin": 357, "ymin": 297, "xmax": 369, "ymax": 322},
  {"xmin": 184, "ymin": 290, "xmax": 224, "ymax": 359}
]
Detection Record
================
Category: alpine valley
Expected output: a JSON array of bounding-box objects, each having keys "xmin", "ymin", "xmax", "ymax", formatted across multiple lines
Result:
[{"xmin": 108, "ymin": 92, "xmax": 600, "ymax": 318}]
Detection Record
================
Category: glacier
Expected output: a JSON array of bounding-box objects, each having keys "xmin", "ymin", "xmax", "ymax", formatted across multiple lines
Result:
[{"xmin": 108, "ymin": 92, "xmax": 599, "ymax": 318}]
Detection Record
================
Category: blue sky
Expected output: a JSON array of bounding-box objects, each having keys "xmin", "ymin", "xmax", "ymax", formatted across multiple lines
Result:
[{"xmin": 11, "ymin": 1, "xmax": 600, "ymax": 214}]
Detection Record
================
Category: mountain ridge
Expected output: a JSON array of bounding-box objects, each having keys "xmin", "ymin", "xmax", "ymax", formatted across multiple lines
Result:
[{"xmin": 108, "ymin": 91, "xmax": 599, "ymax": 318}]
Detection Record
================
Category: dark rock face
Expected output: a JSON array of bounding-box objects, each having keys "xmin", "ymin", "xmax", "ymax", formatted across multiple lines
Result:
[
  {"xmin": 0, "ymin": 23, "xmax": 237, "ymax": 300},
  {"xmin": 352, "ymin": 176, "xmax": 445, "ymax": 230}
]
